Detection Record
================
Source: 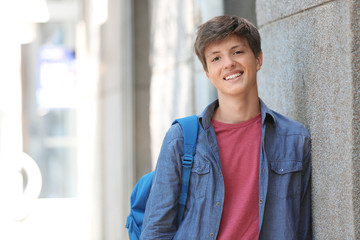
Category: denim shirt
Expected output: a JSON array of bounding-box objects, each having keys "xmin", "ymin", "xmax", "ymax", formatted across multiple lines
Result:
[{"xmin": 141, "ymin": 99, "xmax": 312, "ymax": 240}]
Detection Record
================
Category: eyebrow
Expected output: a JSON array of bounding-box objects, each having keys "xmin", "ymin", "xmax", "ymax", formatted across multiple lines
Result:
[{"xmin": 205, "ymin": 44, "xmax": 247, "ymax": 59}]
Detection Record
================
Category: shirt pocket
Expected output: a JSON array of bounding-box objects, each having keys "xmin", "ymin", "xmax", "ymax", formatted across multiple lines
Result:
[
  {"xmin": 268, "ymin": 160, "xmax": 303, "ymax": 199},
  {"xmin": 189, "ymin": 159, "xmax": 210, "ymax": 199}
]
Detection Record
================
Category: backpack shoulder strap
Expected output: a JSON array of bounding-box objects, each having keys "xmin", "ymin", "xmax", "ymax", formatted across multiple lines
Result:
[{"xmin": 172, "ymin": 115, "xmax": 199, "ymax": 226}]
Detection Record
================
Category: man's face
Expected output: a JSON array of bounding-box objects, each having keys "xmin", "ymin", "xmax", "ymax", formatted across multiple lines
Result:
[{"xmin": 204, "ymin": 35, "xmax": 262, "ymax": 99}]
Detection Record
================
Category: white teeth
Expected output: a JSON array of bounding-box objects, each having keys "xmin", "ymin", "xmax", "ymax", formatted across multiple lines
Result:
[{"xmin": 225, "ymin": 73, "xmax": 241, "ymax": 80}]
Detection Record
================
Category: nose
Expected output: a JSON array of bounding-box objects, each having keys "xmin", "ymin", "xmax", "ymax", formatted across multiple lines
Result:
[{"xmin": 223, "ymin": 55, "xmax": 235, "ymax": 69}]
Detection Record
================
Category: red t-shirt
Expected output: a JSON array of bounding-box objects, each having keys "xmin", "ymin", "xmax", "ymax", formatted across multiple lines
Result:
[{"xmin": 212, "ymin": 113, "xmax": 261, "ymax": 240}]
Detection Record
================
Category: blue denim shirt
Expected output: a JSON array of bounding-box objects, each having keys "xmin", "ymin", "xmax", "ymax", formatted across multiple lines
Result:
[{"xmin": 141, "ymin": 99, "xmax": 312, "ymax": 240}]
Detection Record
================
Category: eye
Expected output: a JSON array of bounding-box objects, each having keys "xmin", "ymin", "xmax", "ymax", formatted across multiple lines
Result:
[
  {"xmin": 211, "ymin": 56, "xmax": 220, "ymax": 62},
  {"xmin": 234, "ymin": 50, "xmax": 243, "ymax": 55}
]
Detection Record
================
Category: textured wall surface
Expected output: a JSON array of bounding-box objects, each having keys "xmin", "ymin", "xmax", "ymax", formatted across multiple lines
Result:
[
  {"xmin": 257, "ymin": 0, "xmax": 360, "ymax": 239},
  {"xmin": 351, "ymin": 0, "xmax": 360, "ymax": 238}
]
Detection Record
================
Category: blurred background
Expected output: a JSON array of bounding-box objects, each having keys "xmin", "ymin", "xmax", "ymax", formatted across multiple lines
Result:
[
  {"xmin": 1, "ymin": 0, "xmax": 359, "ymax": 239},
  {"xmin": 0, "ymin": 0, "xmax": 256, "ymax": 239}
]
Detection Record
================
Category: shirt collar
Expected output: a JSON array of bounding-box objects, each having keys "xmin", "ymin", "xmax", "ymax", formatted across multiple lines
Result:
[
  {"xmin": 198, "ymin": 98, "xmax": 276, "ymax": 130},
  {"xmin": 198, "ymin": 99, "xmax": 218, "ymax": 130},
  {"xmin": 259, "ymin": 98, "xmax": 276, "ymax": 126}
]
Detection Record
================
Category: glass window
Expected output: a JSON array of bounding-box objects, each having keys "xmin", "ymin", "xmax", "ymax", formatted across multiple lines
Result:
[{"xmin": 23, "ymin": 23, "xmax": 78, "ymax": 198}]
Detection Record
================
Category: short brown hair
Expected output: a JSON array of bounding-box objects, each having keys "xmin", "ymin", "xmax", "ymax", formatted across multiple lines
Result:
[{"xmin": 194, "ymin": 16, "xmax": 262, "ymax": 71}]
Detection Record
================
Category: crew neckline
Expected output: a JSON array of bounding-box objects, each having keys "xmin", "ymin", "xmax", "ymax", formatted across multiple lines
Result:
[{"xmin": 211, "ymin": 112, "xmax": 261, "ymax": 129}]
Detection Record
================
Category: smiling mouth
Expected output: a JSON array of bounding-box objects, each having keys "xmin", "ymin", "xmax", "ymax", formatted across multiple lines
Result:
[{"xmin": 224, "ymin": 72, "xmax": 243, "ymax": 81}]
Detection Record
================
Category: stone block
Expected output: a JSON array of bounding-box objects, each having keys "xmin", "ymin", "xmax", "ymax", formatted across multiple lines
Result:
[
  {"xmin": 257, "ymin": 0, "xmax": 359, "ymax": 238},
  {"xmin": 256, "ymin": 0, "xmax": 331, "ymax": 26}
]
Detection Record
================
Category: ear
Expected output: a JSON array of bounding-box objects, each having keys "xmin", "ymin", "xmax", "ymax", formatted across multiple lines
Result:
[
  {"xmin": 256, "ymin": 51, "xmax": 263, "ymax": 71},
  {"xmin": 205, "ymin": 70, "xmax": 215, "ymax": 85},
  {"xmin": 205, "ymin": 71, "xmax": 210, "ymax": 79}
]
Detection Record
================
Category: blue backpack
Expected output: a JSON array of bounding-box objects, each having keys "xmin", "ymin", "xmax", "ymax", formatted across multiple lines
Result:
[{"xmin": 125, "ymin": 115, "xmax": 199, "ymax": 240}]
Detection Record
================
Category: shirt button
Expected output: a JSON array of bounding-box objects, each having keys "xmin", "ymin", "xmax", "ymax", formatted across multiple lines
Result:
[
  {"xmin": 210, "ymin": 233, "xmax": 214, "ymax": 237},
  {"xmin": 280, "ymin": 168, "xmax": 284, "ymax": 172},
  {"xmin": 263, "ymin": 169, "xmax": 267, "ymax": 173},
  {"xmin": 259, "ymin": 199, "xmax": 263, "ymax": 204},
  {"xmin": 216, "ymin": 202, "xmax": 221, "ymax": 207}
]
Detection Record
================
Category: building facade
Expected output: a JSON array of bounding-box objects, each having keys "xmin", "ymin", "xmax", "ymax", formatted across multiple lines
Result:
[{"xmin": 1, "ymin": 0, "xmax": 358, "ymax": 239}]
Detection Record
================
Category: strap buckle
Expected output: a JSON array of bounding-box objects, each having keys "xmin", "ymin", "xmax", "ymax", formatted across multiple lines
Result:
[{"xmin": 182, "ymin": 154, "xmax": 193, "ymax": 168}]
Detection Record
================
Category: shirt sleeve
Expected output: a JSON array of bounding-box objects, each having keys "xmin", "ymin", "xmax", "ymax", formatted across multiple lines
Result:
[
  {"xmin": 140, "ymin": 124, "xmax": 183, "ymax": 240},
  {"xmin": 299, "ymin": 135, "xmax": 312, "ymax": 239}
]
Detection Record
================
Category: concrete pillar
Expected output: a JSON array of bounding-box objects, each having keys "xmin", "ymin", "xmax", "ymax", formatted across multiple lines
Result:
[
  {"xmin": 99, "ymin": 0, "xmax": 134, "ymax": 239},
  {"xmin": 149, "ymin": 0, "xmax": 223, "ymax": 167},
  {"xmin": 256, "ymin": 0, "xmax": 360, "ymax": 238},
  {"xmin": 224, "ymin": 0, "xmax": 257, "ymax": 26},
  {"xmin": 134, "ymin": 0, "xmax": 152, "ymax": 180},
  {"xmin": 149, "ymin": 0, "xmax": 196, "ymax": 166}
]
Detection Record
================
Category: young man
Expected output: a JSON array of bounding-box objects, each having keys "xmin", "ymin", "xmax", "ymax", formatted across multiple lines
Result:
[{"xmin": 141, "ymin": 16, "xmax": 312, "ymax": 239}]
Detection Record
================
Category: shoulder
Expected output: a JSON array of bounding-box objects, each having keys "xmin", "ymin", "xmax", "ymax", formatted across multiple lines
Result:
[
  {"xmin": 260, "ymin": 99, "xmax": 310, "ymax": 139},
  {"xmin": 266, "ymin": 110, "xmax": 312, "ymax": 160},
  {"xmin": 269, "ymin": 110, "xmax": 310, "ymax": 139},
  {"xmin": 163, "ymin": 122, "xmax": 184, "ymax": 145}
]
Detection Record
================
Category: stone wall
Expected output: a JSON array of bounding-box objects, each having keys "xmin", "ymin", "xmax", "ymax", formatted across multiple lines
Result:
[{"xmin": 256, "ymin": 0, "xmax": 360, "ymax": 238}]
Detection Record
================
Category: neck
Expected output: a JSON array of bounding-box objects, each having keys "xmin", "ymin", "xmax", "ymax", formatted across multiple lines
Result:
[{"xmin": 214, "ymin": 93, "xmax": 260, "ymax": 124}]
